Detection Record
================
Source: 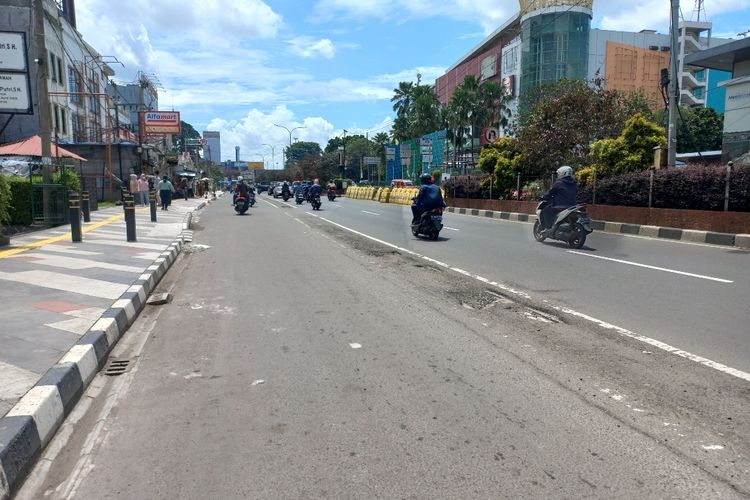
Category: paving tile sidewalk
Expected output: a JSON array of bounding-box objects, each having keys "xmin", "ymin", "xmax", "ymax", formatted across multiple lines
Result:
[{"xmin": 0, "ymin": 197, "xmax": 208, "ymax": 417}]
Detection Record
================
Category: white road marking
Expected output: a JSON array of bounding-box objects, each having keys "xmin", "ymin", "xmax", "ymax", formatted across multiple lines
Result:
[
  {"xmin": 0, "ymin": 361, "xmax": 40, "ymax": 401},
  {"xmin": 45, "ymin": 317, "xmax": 96, "ymax": 335},
  {"xmin": 443, "ymin": 226, "xmax": 460, "ymax": 231},
  {"xmin": 304, "ymin": 212, "xmax": 750, "ymax": 384},
  {"xmin": 251, "ymin": 379, "xmax": 265, "ymax": 386},
  {"xmin": 39, "ymin": 246, "xmax": 102, "ymax": 256},
  {"xmin": 11, "ymin": 252, "xmax": 143, "ymax": 273},
  {"xmin": 702, "ymin": 445, "xmax": 724, "ymax": 451},
  {"xmin": 0, "ymin": 270, "xmax": 129, "ymax": 299},
  {"xmin": 361, "ymin": 210, "xmax": 381, "ymax": 216},
  {"xmin": 349, "ymin": 343, "xmax": 362, "ymax": 349},
  {"xmin": 567, "ymin": 250, "xmax": 733, "ymax": 284}
]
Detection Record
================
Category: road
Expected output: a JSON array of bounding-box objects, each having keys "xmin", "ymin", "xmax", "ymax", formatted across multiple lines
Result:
[{"xmin": 18, "ymin": 194, "xmax": 750, "ymax": 499}]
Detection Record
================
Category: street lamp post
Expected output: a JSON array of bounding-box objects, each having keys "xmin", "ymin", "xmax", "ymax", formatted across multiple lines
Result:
[
  {"xmin": 262, "ymin": 143, "xmax": 278, "ymax": 170},
  {"xmin": 274, "ymin": 124, "xmax": 306, "ymax": 168}
]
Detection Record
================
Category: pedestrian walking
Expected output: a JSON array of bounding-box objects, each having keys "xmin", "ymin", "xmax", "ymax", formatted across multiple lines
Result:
[
  {"xmin": 158, "ymin": 176, "xmax": 175, "ymax": 210},
  {"xmin": 180, "ymin": 177, "xmax": 188, "ymax": 200},
  {"xmin": 137, "ymin": 174, "xmax": 149, "ymax": 206}
]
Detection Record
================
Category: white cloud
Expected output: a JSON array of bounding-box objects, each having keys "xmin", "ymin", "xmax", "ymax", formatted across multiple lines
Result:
[
  {"xmin": 205, "ymin": 106, "xmax": 335, "ymax": 164},
  {"xmin": 594, "ymin": 0, "xmax": 750, "ymax": 33},
  {"xmin": 287, "ymin": 37, "xmax": 337, "ymax": 59}
]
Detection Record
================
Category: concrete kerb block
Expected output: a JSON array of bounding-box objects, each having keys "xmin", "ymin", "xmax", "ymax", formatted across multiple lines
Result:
[
  {"xmin": 0, "ymin": 415, "xmax": 41, "ymax": 497},
  {"xmin": 127, "ymin": 284, "xmax": 148, "ymax": 306},
  {"xmin": 59, "ymin": 345, "xmax": 98, "ymax": 386},
  {"xmin": 7, "ymin": 386, "xmax": 64, "ymax": 448},
  {"xmin": 681, "ymin": 229, "xmax": 709, "ymax": 243},
  {"xmin": 638, "ymin": 225, "xmax": 660, "ymax": 238},
  {"xmin": 89, "ymin": 317, "xmax": 120, "ymax": 348},
  {"xmin": 705, "ymin": 232, "xmax": 735, "ymax": 247},
  {"xmin": 76, "ymin": 331, "xmax": 110, "ymax": 368},
  {"xmin": 603, "ymin": 222, "xmax": 623, "ymax": 234},
  {"xmin": 735, "ymin": 234, "xmax": 750, "ymax": 248},
  {"xmin": 36, "ymin": 364, "xmax": 84, "ymax": 416},
  {"xmin": 101, "ymin": 306, "xmax": 129, "ymax": 335}
]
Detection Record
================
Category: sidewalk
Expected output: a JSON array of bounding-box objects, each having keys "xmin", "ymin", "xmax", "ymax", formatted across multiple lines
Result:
[{"xmin": 0, "ymin": 195, "xmax": 217, "ymax": 498}]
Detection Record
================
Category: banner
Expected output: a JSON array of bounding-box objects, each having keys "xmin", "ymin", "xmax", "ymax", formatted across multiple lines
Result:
[{"xmin": 142, "ymin": 111, "xmax": 181, "ymax": 134}]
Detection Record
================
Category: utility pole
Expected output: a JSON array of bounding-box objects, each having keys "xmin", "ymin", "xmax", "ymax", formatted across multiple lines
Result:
[
  {"xmin": 667, "ymin": 0, "xmax": 680, "ymax": 167},
  {"xmin": 33, "ymin": 0, "xmax": 53, "ymax": 221}
]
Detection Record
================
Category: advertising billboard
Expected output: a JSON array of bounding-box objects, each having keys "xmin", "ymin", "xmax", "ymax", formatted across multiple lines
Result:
[
  {"xmin": 142, "ymin": 111, "xmax": 181, "ymax": 134},
  {"xmin": 248, "ymin": 161, "xmax": 264, "ymax": 170}
]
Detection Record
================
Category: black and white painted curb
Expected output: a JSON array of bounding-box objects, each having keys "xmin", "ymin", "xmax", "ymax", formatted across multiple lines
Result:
[
  {"xmin": 445, "ymin": 207, "xmax": 750, "ymax": 249},
  {"xmin": 0, "ymin": 204, "xmax": 204, "ymax": 500}
]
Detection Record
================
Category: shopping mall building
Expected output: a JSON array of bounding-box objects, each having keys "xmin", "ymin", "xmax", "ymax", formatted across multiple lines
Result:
[{"xmin": 436, "ymin": 0, "xmax": 732, "ymax": 139}]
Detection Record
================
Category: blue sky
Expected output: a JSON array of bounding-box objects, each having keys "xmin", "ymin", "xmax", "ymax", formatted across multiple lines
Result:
[{"xmin": 75, "ymin": 0, "xmax": 750, "ymax": 165}]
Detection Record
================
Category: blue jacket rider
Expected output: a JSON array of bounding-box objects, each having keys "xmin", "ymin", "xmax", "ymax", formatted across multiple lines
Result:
[
  {"xmin": 309, "ymin": 179, "xmax": 323, "ymax": 197},
  {"xmin": 412, "ymin": 173, "xmax": 446, "ymax": 224},
  {"xmin": 540, "ymin": 166, "xmax": 578, "ymax": 230}
]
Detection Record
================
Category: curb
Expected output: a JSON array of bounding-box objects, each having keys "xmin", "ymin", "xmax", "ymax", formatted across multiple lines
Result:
[
  {"xmin": 444, "ymin": 207, "xmax": 749, "ymax": 249},
  {"xmin": 0, "ymin": 203, "xmax": 204, "ymax": 500}
]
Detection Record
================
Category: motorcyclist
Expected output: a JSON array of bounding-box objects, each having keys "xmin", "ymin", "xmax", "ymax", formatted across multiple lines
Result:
[
  {"xmin": 540, "ymin": 166, "xmax": 578, "ymax": 232},
  {"xmin": 309, "ymin": 178, "xmax": 323, "ymax": 198},
  {"xmin": 411, "ymin": 173, "xmax": 446, "ymax": 225},
  {"xmin": 234, "ymin": 176, "xmax": 251, "ymax": 211}
]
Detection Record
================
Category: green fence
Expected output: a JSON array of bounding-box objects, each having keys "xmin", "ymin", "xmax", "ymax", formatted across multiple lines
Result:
[{"xmin": 31, "ymin": 183, "xmax": 70, "ymax": 224}]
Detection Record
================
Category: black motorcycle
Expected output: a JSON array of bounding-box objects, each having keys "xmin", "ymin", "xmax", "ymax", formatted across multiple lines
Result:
[
  {"xmin": 295, "ymin": 191, "xmax": 304, "ymax": 205},
  {"xmin": 533, "ymin": 201, "xmax": 593, "ymax": 249},
  {"xmin": 327, "ymin": 188, "xmax": 337, "ymax": 201},
  {"xmin": 411, "ymin": 207, "xmax": 443, "ymax": 240},
  {"xmin": 310, "ymin": 194, "xmax": 322, "ymax": 210}
]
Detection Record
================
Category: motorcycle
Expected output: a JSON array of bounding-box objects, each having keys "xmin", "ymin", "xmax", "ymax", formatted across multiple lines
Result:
[
  {"xmin": 234, "ymin": 194, "xmax": 248, "ymax": 215},
  {"xmin": 310, "ymin": 194, "xmax": 322, "ymax": 210},
  {"xmin": 295, "ymin": 191, "xmax": 304, "ymax": 205},
  {"xmin": 411, "ymin": 207, "xmax": 443, "ymax": 240},
  {"xmin": 533, "ymin": 201, "xmax": 593, "ymax": 249},
  {"xmin": 327, "ymin": 188, "xmax": 337, "ymax": 201},
  {"xmin": 282, "ymin": 190, "xmax": 290, "ymax": 202},
  {"xmin": 248, "ymin": 191, "xmax": 256, "ymax": 207}
]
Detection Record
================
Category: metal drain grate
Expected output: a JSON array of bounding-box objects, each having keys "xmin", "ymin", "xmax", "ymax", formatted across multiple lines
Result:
[{"xmin": 104, "ymin": 359, "xmax": 131, "ymax": 376}]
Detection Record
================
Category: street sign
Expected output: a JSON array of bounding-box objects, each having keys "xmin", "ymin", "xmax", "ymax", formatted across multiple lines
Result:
[
  {"xmin": 200, "ymin": 138, "xmax": 208, "ymax": 146},
  {"xmin": 0, "ymin": 32, "xmax": 28, "ymax": 71},
  {"xmin": 386, "ymin": 147, "xmax": 395, "ymax": 161},
  {"xmin": 363, "ymin": 156, "xmax": 379, "ymax": 165}
]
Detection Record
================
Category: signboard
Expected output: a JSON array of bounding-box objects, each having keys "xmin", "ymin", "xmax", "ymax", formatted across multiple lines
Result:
[
  {"xmin": 0, "ymin": 31, "xmax": 31, "ymax": 114},
  {"xmin": 480, "ymin": 54, "xmax": 497, "ymax": 81},
  {"xmin": 363, "ymin": 156, "xmax": 379, "ymax": 165},
  {"xmin": 142, "ymin": 111, "xmax": 181, "ymax": 134},
  {"xmin": 248, "ymin": 161, "xmax": 264, "ymax": 170},
  {"xmin": 0, "ymin": 32, "xmax": 28, "ymax": 71},
  {"xmin": 0, "ymin": 72, "xmax": 31, "ymax": 113},
  {"xmin": 386, "ymin": 147, "xmax": 396, "ymax": 161},
  {"xmin": 481, "ymin": 127, "xmax": 499, "ymax": 145}
]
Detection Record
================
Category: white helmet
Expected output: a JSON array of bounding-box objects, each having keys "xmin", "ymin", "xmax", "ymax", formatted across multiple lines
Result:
[
  {"xmin": 237, "ymin": 176, "xmax": 243, "ymax": 181},
  {"xmin": 556, "ymin": 166, "xmax": 573, "ymax": 178}
]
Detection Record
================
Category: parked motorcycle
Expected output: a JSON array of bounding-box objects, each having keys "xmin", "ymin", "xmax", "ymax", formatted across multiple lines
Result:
[
  {"xmin": 234, "ymin": 194, "xmax": 248, "ymax": 215},
  {"xmin": 327, "ymin": 188, "xmax": 337, "ymax": 201},
  {"xmin": 310, "ymin": 194, "xmax": 322, "ymax": 210},
  {"xmin": 533, "ymin": 201, "xmax": 592, "ymax": 249},
  {"xmin": 295, "ymin": 191, "xmax": 304, "ymax": 205},
  {"xmin": 411, "ymin": 207, "xmax": 443, "ymax": 240}
]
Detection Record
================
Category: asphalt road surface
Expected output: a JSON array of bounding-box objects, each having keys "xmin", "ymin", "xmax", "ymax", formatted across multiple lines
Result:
[{"xmin": 18, "ymin": 195, "xmax": 750, "ymax": 499}]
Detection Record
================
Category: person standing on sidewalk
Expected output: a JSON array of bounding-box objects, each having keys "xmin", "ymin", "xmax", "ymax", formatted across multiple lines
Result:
[
  {"xmin": 180, "ymin": 177, "xmax": 188, "ymax": 200},
  {"xmin": 129, "ymin": 174, "xmax": 138, "ymax": 197},
  {"xmin": 158, "ymin": 176, "xmax": 175, "ymax": 210},
  {"xmin": 137, "ymin": 174, "xmax": 150, "ymax": 206}
]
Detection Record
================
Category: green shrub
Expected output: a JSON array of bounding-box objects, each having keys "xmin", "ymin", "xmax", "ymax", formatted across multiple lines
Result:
[
  {"xmin": 0, "ymin": 173, "xmax": 11, "ymax": 226},
  {"xmin": 7, "ymin": 178, "xmax": 32, "ymax": 226}
]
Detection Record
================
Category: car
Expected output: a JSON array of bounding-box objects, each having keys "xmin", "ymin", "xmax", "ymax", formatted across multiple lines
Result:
[
  {"xmin": 273, "ymin": 184, "xmax": 284, "ymax": 198},
  {"xmin": 258, "ymin": 182, "xmax": 271, "ymax": 193},
  {"xmin": 390, "ymin": 179, "xmax": 414, "ymax": 188}
]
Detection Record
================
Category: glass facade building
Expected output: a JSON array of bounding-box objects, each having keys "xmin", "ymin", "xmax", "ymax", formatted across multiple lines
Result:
[{"xmin": 520, "ymin": 11, "xmax": 591, "ymax": 95}]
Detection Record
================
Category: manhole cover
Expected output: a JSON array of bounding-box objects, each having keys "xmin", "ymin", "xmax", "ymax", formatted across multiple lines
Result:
[{"xmin": 104, "ymin": 358, "xmax": 131, "ymax": 376}]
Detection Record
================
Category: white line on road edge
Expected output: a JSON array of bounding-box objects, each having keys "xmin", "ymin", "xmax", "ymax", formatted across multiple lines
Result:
[
  {"xmin": 305, "ymin": 212, "xmax": 750, "ymax": 384},
  {"xmin": 443, "ymin": 226, "xmax": 460, "ymax": 231},
  {"xmin": 567, "ymin": 251, "xmax": 734, "ymax": 284},
  {"xmin": 361, "ymin": 210, "xmax": 381, "ymax": 216}
]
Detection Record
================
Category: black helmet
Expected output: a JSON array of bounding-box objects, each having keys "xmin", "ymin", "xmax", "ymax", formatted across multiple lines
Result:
[{"xmin": 420, "ymin": 173, "xmax": 432, "ymax": 185}]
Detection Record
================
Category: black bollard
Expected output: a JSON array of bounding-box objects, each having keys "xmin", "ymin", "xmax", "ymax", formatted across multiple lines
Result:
[
  {"xmin": 123, "ymin": 194, "xmax": 137, "ymax": 242},
  {"xmin": 81, "ymin": 191, "xmax": 91, "ymax": 222},
  {"xmin": 149, "ymin": 190, "xmax": 157, "ymax": 222},
  {"xmin": 69, "ymin": 192, "xmax": 82, "ymax": 242}
]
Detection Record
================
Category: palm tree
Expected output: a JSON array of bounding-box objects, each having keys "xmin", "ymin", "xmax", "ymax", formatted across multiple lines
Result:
[{"xmin": 391, "ymin": 81, "xmax": 415, "ymax": 118}]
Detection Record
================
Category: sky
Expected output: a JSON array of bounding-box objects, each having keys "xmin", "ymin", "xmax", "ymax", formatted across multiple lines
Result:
[{"xmin": 74, "ymin": 0, "xmax": 750, "ymax": 166}]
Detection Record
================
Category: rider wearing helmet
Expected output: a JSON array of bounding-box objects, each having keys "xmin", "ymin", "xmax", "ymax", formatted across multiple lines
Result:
[
  {"xmin": 540, "ymin": 166, "xmax": 578, "ymax": 231},
  {"xmin": 411, "ymin": 173, "xmax": 446, "ymax": 225},
  {"xmin": 234, "ymin": 176, "xmax": 251, "ymax": 210}
]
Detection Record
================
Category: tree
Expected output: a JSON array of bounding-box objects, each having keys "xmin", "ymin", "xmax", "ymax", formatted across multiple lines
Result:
[
  {"xmin": 589, "ymin": 113, "xmax": 666, "ymax": 176},
  {"xmin": 372, "ymin": 132, "xmax": 390, "ymax": 180},
  {"xmin": 344, "ymin": 136, "xmax": 375, "ymax": 180},
  {"xmin": 477, "ymin": 136, "xmax": 522, "ymax": 198},
  {"xmin": 654, "ymin": 106, "xmax": 723, "ymax": 154},
  {"xmin": 390, "ymin": 73, "xmax": 443, "ymax": 142},
  {"xmin": 173, "ymin": 121, "xmax": 201, "ymax": 153},
  {"xmin": 286, "ymin": 141, "xmax": 322, "ymax": 168},
  {"xmin": 517, "ymin": 79, "xmax": 652, "ymax": 176}
]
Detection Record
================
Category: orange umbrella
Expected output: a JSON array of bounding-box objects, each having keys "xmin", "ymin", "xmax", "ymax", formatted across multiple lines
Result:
[{"xmin": 0, "ymin": 135, "xmax": 87, "ymax": 161}]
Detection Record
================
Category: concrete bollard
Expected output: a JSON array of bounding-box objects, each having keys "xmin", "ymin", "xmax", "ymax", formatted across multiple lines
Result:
[
  {"xmin": 123, "ymin": 194, "xmax": 137, "ymax": 242},
  {"xmin": 81, "ymin": 190, "xmax": 91, "ymax": 222},
  {"xmin": 69, "ymin": 192, "xmax": 82, "ymax": 242},
  {"xmin": 149, "ymin": 190, "xmax": 157, "ymax": 222}
]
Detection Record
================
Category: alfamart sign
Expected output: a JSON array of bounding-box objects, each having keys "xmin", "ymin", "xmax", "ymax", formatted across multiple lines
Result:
[{"xmin": 142, "ymin": 111, "xmax": 181, "ymax": 134}]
